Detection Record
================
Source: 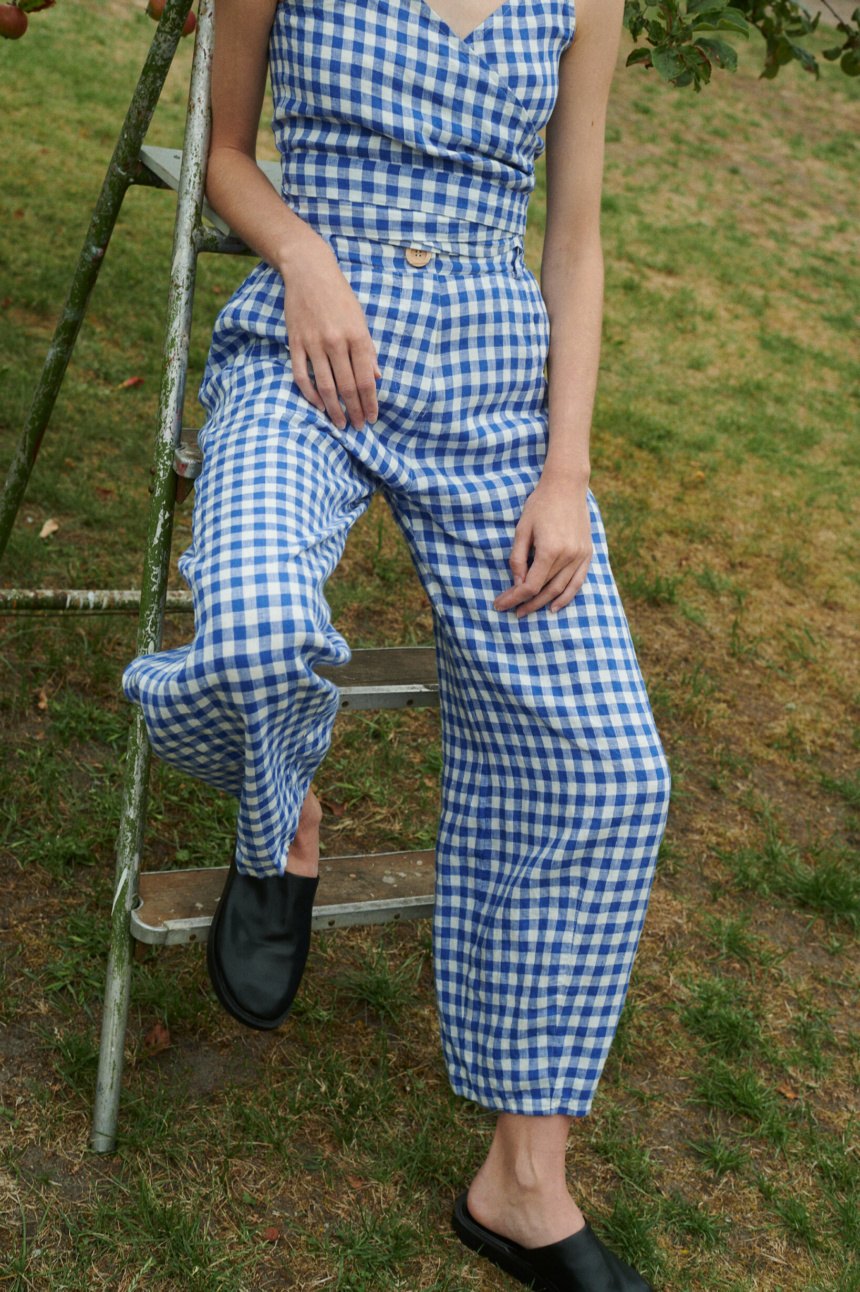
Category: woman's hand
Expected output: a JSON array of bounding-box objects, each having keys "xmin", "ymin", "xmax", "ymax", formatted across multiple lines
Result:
[
  {"xmin": 493, "ymin": 473, "xmax": 593, "ymax": 618},
  {"xmin": 281, "ymin": 236, "xmax": 381, "ymax": 432}
]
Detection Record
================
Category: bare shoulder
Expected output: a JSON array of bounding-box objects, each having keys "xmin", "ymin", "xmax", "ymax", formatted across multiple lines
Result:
[
  {"xmin": 550, "ymin": 0, "xmax": 624, "ymax": 133},
  {"xmin": 569, "ymin": 0, "xmax": 625, "ymax": 54}
]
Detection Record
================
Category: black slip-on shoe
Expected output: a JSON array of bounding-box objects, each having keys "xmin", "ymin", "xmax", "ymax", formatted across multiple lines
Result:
[
  {"xmin": 452, "ymin": 1193, "xmax": 653, "ymax": 1292},
  {"xmin": 206, "ymin": 854, "xmax": 319, "ymax": 1031}
]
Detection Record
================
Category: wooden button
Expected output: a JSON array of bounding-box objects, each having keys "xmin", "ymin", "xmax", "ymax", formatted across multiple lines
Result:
[{"xmin": 405, "ymin": 247, "xmax": 432, "ymax": 267}]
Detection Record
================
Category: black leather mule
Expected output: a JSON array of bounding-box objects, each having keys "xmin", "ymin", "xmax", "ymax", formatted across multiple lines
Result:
[
  {"xmin": 206, "ymin": 855, "xmax": 319, "ymax": 1030},
  {"xmin": 452, "ymin": 1194, "xmax": 653, "ymax": 1292}
]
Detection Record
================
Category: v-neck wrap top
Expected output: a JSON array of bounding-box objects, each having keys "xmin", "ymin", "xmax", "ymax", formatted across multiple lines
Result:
[{"xmin": 268, "ymin": 0, "xmax": 576, "ymax": 252}]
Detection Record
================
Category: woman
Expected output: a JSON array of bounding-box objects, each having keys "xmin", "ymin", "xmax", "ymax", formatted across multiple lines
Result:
[{"xmin": 124, "ymin": 0, "xmax": 670, "ymax": 1286}]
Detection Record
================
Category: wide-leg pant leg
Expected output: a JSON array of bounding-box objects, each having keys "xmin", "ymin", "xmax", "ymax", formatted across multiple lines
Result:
[
  {"xmin": 391, "ymin": 486, "xmax": 671, "ymax": 1116},
  {"xmin": 381, "ymin": 259, "xmax": 672, "ymax": 1118},
  {"xmin": 122, "ymin": 342, "xmax": 376, "ymax": 876}
]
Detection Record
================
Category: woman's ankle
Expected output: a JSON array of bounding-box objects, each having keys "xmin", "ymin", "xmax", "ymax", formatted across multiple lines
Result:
[
  {"xmin": 467, "ymin": 1170, "xmax": 585, "ymax": 1248},
  {"xmin": 285, "ymin": 788, "xmax": 322, "ymax": 877},
  {"xmin": 467, "ymin": 1113, "xmax": 586, "ymax": 1248}
]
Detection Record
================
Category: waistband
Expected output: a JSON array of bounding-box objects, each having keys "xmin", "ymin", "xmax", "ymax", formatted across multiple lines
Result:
[
  {"xmin": 284, "ymin": 192, "xmax": 527, "ymax": 257},
  {"xmin": 321, "ymin": 230, "xmax": 526, "ymax": 278},
  {"xmin": 286, "ymin": 196, "xmax": 526, "ymax": 275}
]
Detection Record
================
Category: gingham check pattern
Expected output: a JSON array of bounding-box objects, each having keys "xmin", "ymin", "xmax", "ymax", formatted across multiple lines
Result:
[
  {"xmin": 124, "ymin": 234, "xmax": 670, "ymax": 1115},
  {"xmin": 124, "ymin": 0, "xmax": 671, "ymax": 1113},
  {"xmin": 270, "ymin": 0, "xmax": 576, "ymax": 252}
]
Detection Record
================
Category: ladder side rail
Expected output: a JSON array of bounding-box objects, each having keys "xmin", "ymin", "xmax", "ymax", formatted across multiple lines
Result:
[
  {"xmin": 91, "ymin": 0, "xmax": 215, "ymax": 1155},
  {"xmin": 0, "ymin": 0, "xmax": 196, "ymax": 566},
  {"xmin": 139, "ymin": 5, "xmax": 215, "ymax": 658}
]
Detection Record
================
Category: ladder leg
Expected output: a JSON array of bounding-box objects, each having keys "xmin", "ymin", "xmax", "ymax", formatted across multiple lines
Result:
[
  {"xmin": 90, "ymin": 710, "xmax": 151, "ymax": 1153},
  {"xmin": 90, "ymin": 0, "xmax": 216, "ymax": 1154},
  {"xmin": 0, "ymin": 0, "xmax": 195, "ymax": 566}
]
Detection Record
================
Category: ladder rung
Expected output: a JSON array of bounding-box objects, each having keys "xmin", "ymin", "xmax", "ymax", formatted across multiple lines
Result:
[
  {"xmin": 131, "ymin": 848, "xmax": 436, "ymax": 944},
  {"xmin": 0, "ymin": 592, "xmax": 439, "ymax": 704},
  {"xmin": 0, "ymin": 589, "xmax": 196, "ymax": 613},
  {"xmin": 139, "ymin": 144, "xmax": 281, "ymax": 239}
]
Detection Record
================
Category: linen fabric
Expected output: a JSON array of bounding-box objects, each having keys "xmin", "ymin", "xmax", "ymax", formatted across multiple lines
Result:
[
  {"xmin": 123, "ymin": 0, "xmax": 672, "ymax": 1114},
  {"xmin": 270, "ymin": 0, "xmax": 575, "ymax": 252}
]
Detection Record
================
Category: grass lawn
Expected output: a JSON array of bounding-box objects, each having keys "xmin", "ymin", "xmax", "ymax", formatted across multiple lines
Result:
[{"xmin": 1, "ymin": 2, "xmax": 859, "ymax": 1288}]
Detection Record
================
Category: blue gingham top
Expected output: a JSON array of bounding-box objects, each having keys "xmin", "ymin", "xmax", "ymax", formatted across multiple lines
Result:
[{"xmin": 268, "ymin": 0, "xmax": 576, "ymax": 251}]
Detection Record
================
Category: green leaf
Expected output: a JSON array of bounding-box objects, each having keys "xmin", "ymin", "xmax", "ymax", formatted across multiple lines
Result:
[
  {"xmin": 788, "ymin": 38, "xmax": 819, "ymax": 72},
  {"xmin": 626, "ymin": 46, "xmax": 654, "ymax": 65},
  {"xmin": 715, "ymin": 9, "xmax": 751, "ymax": 37},
  {"xmin": 822, "ymin": 45, "xmax": 843, "ymax": 60},
  {"xmin": 622, "ymin": 0, "xmax": 645, "ymax": 34},
  {"xmin": 686, "ymin": 0, "xmax": 728, "ymax": 14},
  {"xmin": 841, "ymin": 49, "xmax": 860, "ymax": 75},
  {"xmin": 652, "ymin": 44, "xmax": 688, "ymax": 80},
  {"xmin": 696, "ymin": 36, "xmax": 739, "ymax": 69}
]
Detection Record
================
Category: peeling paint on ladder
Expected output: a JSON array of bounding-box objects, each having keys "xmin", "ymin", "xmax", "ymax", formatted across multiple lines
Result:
[{"xmin": 112, "ymin": 866, "xmax": 130, "ymax": 916}]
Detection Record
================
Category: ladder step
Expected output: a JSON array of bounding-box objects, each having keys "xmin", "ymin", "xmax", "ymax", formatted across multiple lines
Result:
[
  {"xmin": 174, "ymin": 429, "xmax": 202, "ymax": 502},
  {"xmin": 317, "ymin": 646, "xmax": 438, "ymax": 708},
  {"xmin": 131, "ymin": 848, "xmax": 436, "ymax": 944},
  {"xmin": 139, "ymin": 144, "xmax": 280, "ymax": 240},
  {"xmin": 174, "ymin": 430, "xmax": 203, "ymax": 481}
]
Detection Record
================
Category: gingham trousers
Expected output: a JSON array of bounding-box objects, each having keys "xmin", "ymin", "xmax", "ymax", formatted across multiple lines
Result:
[{"xmin": 124, "ymin": 232, "xmax": 671, "ymax": 1114}]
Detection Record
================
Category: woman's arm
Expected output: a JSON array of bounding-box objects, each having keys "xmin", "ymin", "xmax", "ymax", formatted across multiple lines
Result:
[
  {"xmin": 206, "ymin": 0, "xmax": 381, "ymax": 430},
  {"xmin": 206, "ymin": 0, "xmax": 298, "ymax": 268},
  {"xmin": 493, "ymin": 0, "xmax": 624, "ymax": 617}
]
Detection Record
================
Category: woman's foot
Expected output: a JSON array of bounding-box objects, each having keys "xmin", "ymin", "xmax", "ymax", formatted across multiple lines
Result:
[
  {"xmin": 453, "ymin": 1194, "xmax": 652, "ymax": 1292},
  {"xmin": 454, "ymin": 1114, "xmax": 652, "ymax": 1291},
  {"xmin": 206, "ymin": 787, "xmax": 322, "ymax": 1030},
  {"xmin": 467, "ymin": 1176, "xmax": 585, "ymax": 1251},
  {"xmin": 466, "ymin": 1113, "xmax": 585, "ymax": 1250}
]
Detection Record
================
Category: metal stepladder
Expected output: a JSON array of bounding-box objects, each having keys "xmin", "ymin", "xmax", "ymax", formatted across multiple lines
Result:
[{"xmin": 0, "ymin": 0, "xmax": 439, "ymax": 1153}]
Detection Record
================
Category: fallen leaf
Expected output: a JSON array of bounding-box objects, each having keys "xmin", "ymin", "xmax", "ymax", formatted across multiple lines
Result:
[
  {"xmin": 38, "ymin": 518, "xmax": 59, "ymax": 538},
  {"xmin": 36, "ymin": 688, "xmax": 48, "ymax": 711},
  {"xmin": 345, "ymin": 1175, "xmax": 369, "ymax": 1190},
  {"xmin": 13, "ymin": 210, "xmax": 24, "ymax": 220},
  {"xmin": 142, "ymin": 1022, "xmax": 170, "ymax": 1056},
  {"xmin": 95, "ymin": 486, "xmax": 116, "ymax": 500},
  {"xmin": 776, "ymin": 1083, "xmax": 799, "ymax": 1101},
  {"xmin": 320, "ymin": 797, "xmax": 347, "ymax": 817},
  {"xmin": 117, "ymin": 376, "xmax": 145, "ymax": 390},
  {"xmin": 262, "ymin": 1226, "xmax": 279, "ymax": 1243}
]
